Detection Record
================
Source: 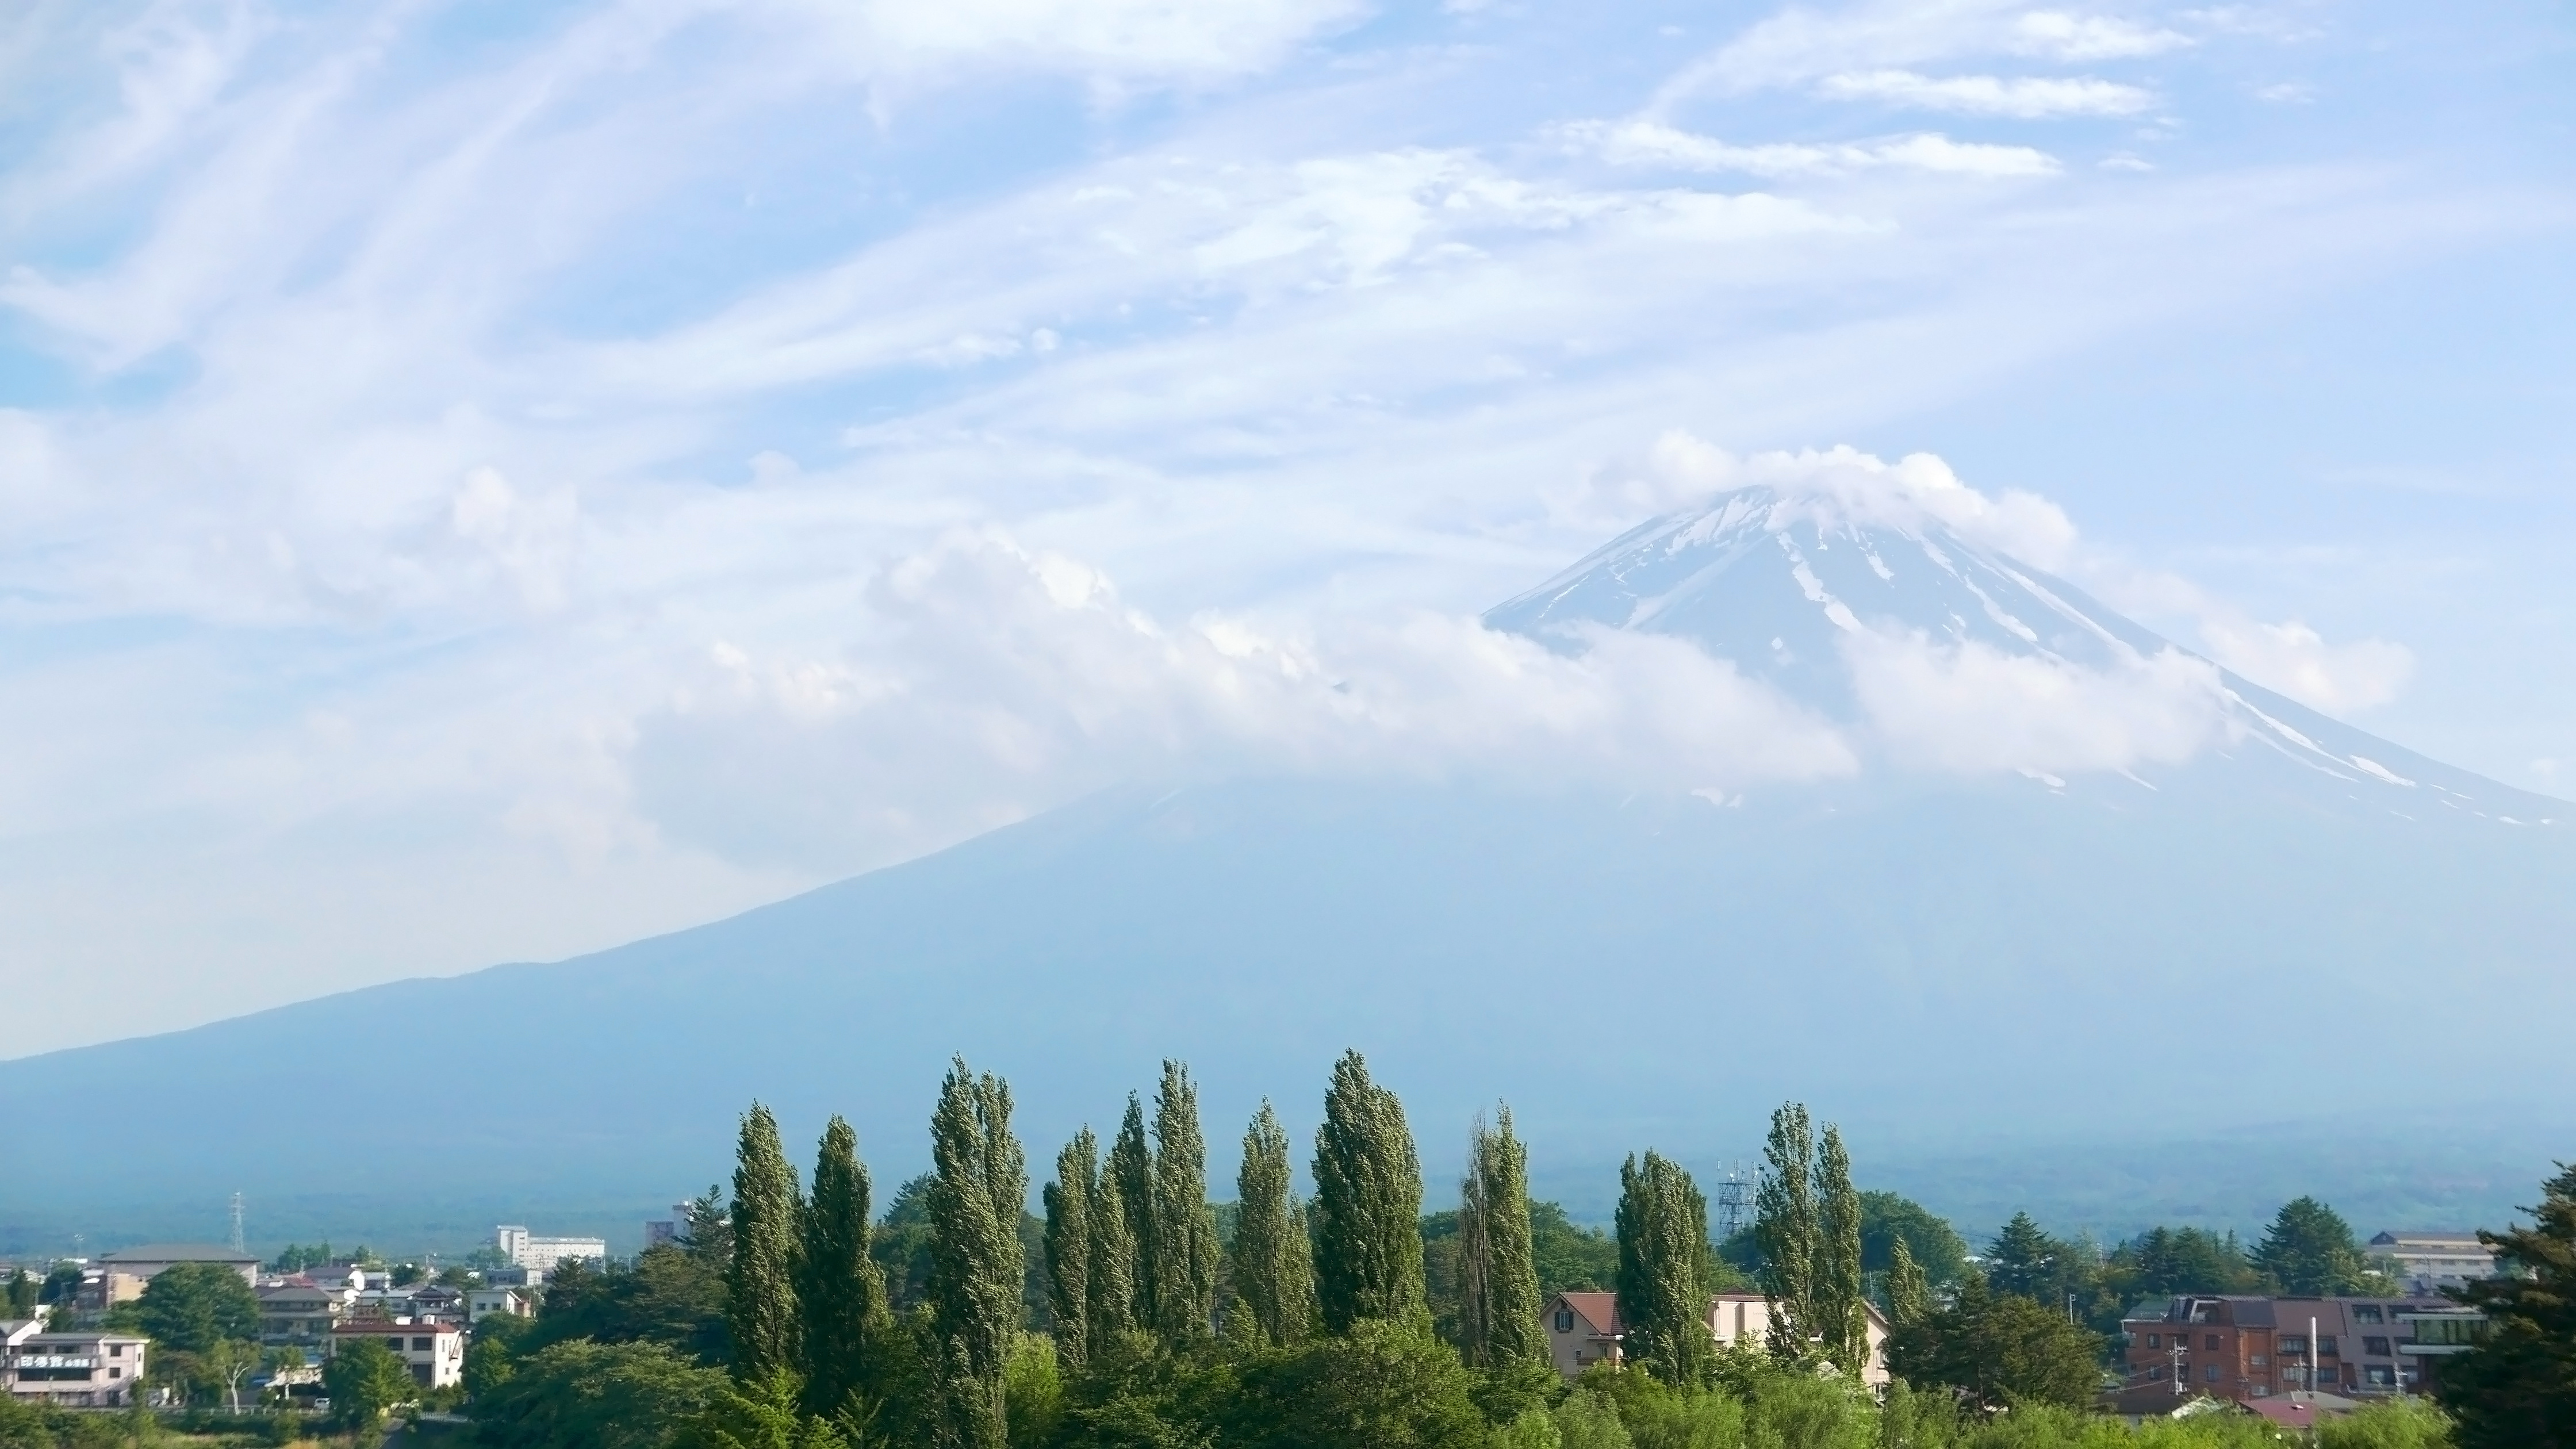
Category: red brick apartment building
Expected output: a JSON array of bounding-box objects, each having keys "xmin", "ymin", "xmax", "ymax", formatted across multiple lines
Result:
[{"xmin": 2119, "ymin": 1295, "xmax": 2489, "ymax": 1405}]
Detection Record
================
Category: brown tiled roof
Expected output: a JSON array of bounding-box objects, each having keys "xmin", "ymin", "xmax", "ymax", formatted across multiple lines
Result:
[{"xmin": 1550, "ymin": 1291, "xmax": 1621, "ymax": 1336}]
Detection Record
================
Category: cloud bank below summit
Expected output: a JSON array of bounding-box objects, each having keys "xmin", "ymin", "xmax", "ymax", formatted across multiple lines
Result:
[{"xmin": 629, "ymin": 443, "xmax": 2413, "ymax": 867}]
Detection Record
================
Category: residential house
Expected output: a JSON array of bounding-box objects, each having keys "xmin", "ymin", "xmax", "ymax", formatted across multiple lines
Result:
[
  {"xmin": 328, "ymin": 1318, "xmax": 465, "ymax": 1390},
  {"xmin": 3, "ymin": 1332, "xmax": 151, "ymax": 1407},
  {"xmin": 1542, "ymin": 1292, "xmax": 1625, "ymax": 1378},
  {"xmin": 494, "ymin": 1226, "xmax": 605, "ymax": 1272},
  {"xmin": 467, "ymin": 1287, "xmax": 536, "ymax": 1322},
  {"xmin": 2118, "ymin": 1295, "xmax": 2490, "ymax": 1405},
  {"xmin": 2366, "ymin": 1232, "xmax": 2496, "ymax": 1294},
  {"xmin": 1705, "ymin": 1291, "xmax": 1891, "ymax": 1387},
  {"xmin": 1538, "ymin": 1291, "xmax": 1891, "ymax": 1386},
  {"xmin": 256, "ymin": 1281, "xmax": 356, "ymax": 1344}
]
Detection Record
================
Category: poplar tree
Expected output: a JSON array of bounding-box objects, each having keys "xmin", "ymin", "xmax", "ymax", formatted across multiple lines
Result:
[
  {"xmin": 1087, "ymin": 1166, "xmax": 1137, "ymax": 1345},
  {"xmin": 1457, "ymin": 1122, "xmax": 1496, "ymax": 1365},
  {"xmin": 1615, "ymin": 1151, "xmax": 1712, "ymax": 1388},
  {"xmin": 1230, "ymin": 1101, "xmax": 1314, "ymax": 1345},
  {"xmin": 1151, "ymin": 1060, "xmax": 1221, "ymax": 1340},
  {"xmin": 1814, "ymin": 1124, "xmax": 1867, "ymax": 1377},
  {"xmin": 1754, "ymin": 1102, "xmax": 1817, "ymax": 1366},
  {"xmin": 1042, "ymin": 1130, "xmax": 1095, "ymax": 1367},
  {"xmin": 1885, "ymin": 1238, "xmax": 1931, "ymax": 1330},
  {"xmin": 1479, "ymin": 1107, "xmax": 1544, "ymax": 1370},
  {"xmin": 1107, "ymin": 1095, "xmax": 1158, "ymax": 1333},
  {"xmin": 1311, "ymin": 1049, "xmax": 1427, "ymax": 1333},
  {"xmin": 728, "ymin": 1102, "xmax": 803, "ymax": 1386},
  {"xmin": 799, "ymin": 1115, "xmax": 889, "ymax": 1419},
  {"xmin": 926, "ymin": 1059, "xmax": 1027, "ymax": 1449}
]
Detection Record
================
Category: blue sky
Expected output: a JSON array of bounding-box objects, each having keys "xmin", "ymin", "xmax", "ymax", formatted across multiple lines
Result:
[{"xmin": 2, "ymin": 0, "xmax": 2570, "ymax": 1053}]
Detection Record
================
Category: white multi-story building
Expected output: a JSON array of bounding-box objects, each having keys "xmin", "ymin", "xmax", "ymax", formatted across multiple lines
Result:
[
  {"xmin": 4, "ymin": 1331, "xmax": 152, "ymax": 1407},
  {"xmin": 328, "ymin": 1319, "xmax": 464, "ymax": 1390},
  {"xmin": 494, "ymin": 1226, "xmax": 607, "ymax": 1272},
  {"xmin": 2367, "ymin": 1232, "xmax": 2496, "ymax": 1294}
]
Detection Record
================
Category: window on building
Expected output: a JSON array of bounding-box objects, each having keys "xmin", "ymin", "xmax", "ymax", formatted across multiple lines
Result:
[
  {"xmin": 2364, "ymin": 1366, "xmax": 2395, "ymax": 1386},
  {"xmin": 2319, "ymin": 1335, "xmax": 2339, "ymax": 1356},
  {"xmin": 412, "ymin": 1338, "xmax": 432, "ymax": 1352},
  {"xmin": 109, "ymin": 1369, "xmax": 121, "ymax": 1379},
  {"xmin": 1554, "ymin": 1311, "xmax": 1574, "ymax": 1333},
  {"xmin": 2281, "ymin": 1336, "xmax": 2308, "ymax": 1354},
  {"xmin": 2252, "ymin": 1386, "xmax": 2271, "ymax": 1398},
  {"xmin": 2251, "ymin": 1355, "xmax": 2269, "ymax": 1367},
  {"xmin": 2364, "ymin": 1336, "xmax": 2391, "ymax": 1356},
  {"xmin": 2205, "ymin": 1365, "xmax": 2222, "ymax": 1382},
  {"xmin": 2148, "ymin": 1367, "xmax": 2164, "ymax": 1381},
  {"xmin": 2146, "ymin": 1333, "xmax": 2161, "ymax": 1348},
  {"xmin": 2206, "ymin": 1334, "xmax": 2222, "ymax": 1350},
  {"xmin": 2353, "ymin": 1306, "xmax": 2383, "ymax": 1323}
]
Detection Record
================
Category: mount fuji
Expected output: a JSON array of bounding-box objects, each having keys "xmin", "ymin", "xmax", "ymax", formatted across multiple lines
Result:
[{"xmin": 3, "ymin": 479, "xmax": 2569, "ymax": 1252}]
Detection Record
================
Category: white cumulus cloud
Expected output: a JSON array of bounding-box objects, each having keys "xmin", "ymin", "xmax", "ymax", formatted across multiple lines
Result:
[
  {"xmin": 631, "ymin": 530, "xmax": 1860, "ymax": 864},
  {"xmin": 1845, "ymin": 626, "xmax": 2229, "ymax": 775}
]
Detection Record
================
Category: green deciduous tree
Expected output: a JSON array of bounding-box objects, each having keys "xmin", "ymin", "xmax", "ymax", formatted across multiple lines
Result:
[
  {"xmin": 676, "ymin": 1369, "xmax": 850, "ymax": 1449},
  {"xmin": 1106, "ymin": 1096, "xmax": 1157, "ymax": 1337},
  {"xmin": 475, "ymin": 1340, "xmax": 729, "ymax": 1449},
  {"xmin": 1884, "ymin": 1238, "xmax": 1931, "ymax": 1331},
  {"xmin": 1456, "ymin": 1108, "xmax": 1543, "ymax": 1371},
  {"xmin": 1149, "ymin": 1061, "xmax": 1220, "ymax": 1341},
  {"xmin": 729, "ymin": 1102, "xmax": 804, "ymax": 1385},
  {"xmin": 204, "ymin": 1339, "xmax": 260, "ymax": 1414},
  {"xmin": 1886, "ymin": 1271, "xmax": 2101, "ymax": 1413},
  {"xmin": 799, "ymin": 1115, "xmax": 890, "ymax": 1420},
  {"xmin": 927, "ymin": 1057, "xmax": 1028, "ymax": 1449},
  {"xmin": 2255, "ymin": 1196, "xmax": 2373, "ymax": 1295},
  {"xmin": 1753, "ymin": 1102, "xmax": 1816, "ymax": 1366},
  {"xmin": 1086, "ymin": 1166, "xmax": 1136, "ymax": 1347},
  {"xmin": 1615, "ymin": 1151, "xmax": 1712, "ymax": 1389},
  {"xmin": 1813, "ymin": 1124, "xmax": 1866, "ymax": 1377},
  {"xmin": 1860, "ymin": 1191, "xmax": 1968, "ymax": 1287},
  {"xmin": 2437, "ymin": 1161, "xmax": 2576, "ymax": 1449},
  {"xmin": 321, "ymin": 1339, "xmax": 415, "ymax": 1429},
  {"xmin": 1230, "ymin": 1102, "xmax": 1315, "ymax": 1347},
  {"xmin": 1042, "ymin": 1130, "xmax": 1096, "ymax": 1367},
  {"xmin": 1311, "ymin": 1050, "xmax": 1427, "ymax": 1334},
  {"xmin": 131, "ymin": 1262, "xmax": 262, "ymax": 1354}
]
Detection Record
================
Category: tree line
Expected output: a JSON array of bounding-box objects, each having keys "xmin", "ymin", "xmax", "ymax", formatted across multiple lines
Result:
[{"xmin": 450, "ymin": 1050, "xmax": 2543, "ymax": 1449}]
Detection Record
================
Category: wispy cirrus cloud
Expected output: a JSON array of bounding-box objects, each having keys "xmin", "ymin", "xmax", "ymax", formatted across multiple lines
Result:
[
  {"xmin": 1561, "ymin": 118, "xmax": 2060, "ymax": 178},
  {"xmin": 0, "ymin": 0, "xmax": 2555, "ymax": 1055},
  {"xmin": 1815, "ymin": 68, "xmax": 2155, "ymax": 116}
]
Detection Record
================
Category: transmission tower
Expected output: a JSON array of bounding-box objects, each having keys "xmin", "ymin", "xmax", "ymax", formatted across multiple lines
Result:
[
  {"xmin": 229, "ymin": 1193, "xmax": 246, "ymax": 1254},
  {"xmin": 1715, "ymin": 1159, "xmax": 1751, "ymax": 1239}
]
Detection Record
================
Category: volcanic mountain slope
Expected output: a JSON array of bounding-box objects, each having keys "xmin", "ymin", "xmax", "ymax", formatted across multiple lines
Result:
[
  {"xmin": 1487, "ymin": 482, "xmax": 2557, "ymax": 823},
  {"xmin": 2, "ymin": 484, "xmax": 2567, "ymax": 1249}
]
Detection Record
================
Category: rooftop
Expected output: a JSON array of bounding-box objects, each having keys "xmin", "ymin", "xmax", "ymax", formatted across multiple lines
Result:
[{"xmin": 97, "ymin": 1244, "xmax": 259, "ymax": 1265}]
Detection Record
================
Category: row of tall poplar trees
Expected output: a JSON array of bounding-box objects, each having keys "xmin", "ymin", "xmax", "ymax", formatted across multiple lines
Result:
[
  {"xmin": 716, "ymin": 1050, "xmax": 1557, "ymax": 1448},
  {"xmin": 1604, "ymin": 1101, "xmax": 1874, "ymax": 1388}
]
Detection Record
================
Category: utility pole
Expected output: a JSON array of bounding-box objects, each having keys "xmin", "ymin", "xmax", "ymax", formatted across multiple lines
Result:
[{"xmin": 2171, "ymin": 1335, "xmax": 2185, "ymax": 1397}]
